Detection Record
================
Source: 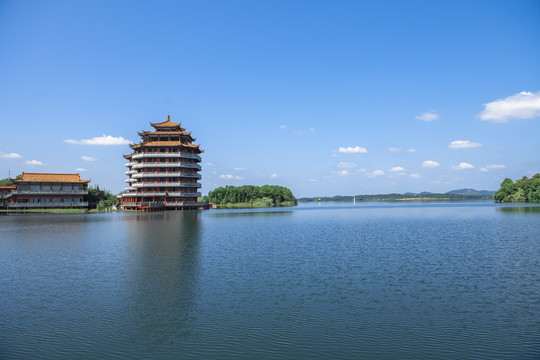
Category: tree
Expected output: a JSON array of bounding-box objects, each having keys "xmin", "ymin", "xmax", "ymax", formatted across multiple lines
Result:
[
  {"xmin": 494, "ymin": 174, "xmax": 540, "ymax": 203},
  {"xmin": 0, "ymin": 178, "xmax": 13, "ymax": 186},
  {"xmin": 494, "ymin": 178, "xmax": 516, "ymax": 202}
]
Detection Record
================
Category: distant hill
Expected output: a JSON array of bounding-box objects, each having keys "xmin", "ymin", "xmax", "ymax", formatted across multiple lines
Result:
[
  {"xmin": 299, "ymin": 191, "xmax": 493, "ymax": 202},
  {"xmin": 445, "ymin": 189, "xmax": 495, "ymax": 196}
]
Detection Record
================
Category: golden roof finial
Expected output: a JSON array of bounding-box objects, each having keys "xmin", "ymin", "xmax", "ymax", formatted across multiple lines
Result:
[{"xmin": 168, "ymin": 114, "xmax": 170, "ymax": 121}]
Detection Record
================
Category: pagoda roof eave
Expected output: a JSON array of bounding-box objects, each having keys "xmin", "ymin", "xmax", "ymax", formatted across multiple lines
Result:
[{"xmin": 137, "ymin": 131, "xmax": 190, "ymax": 136}]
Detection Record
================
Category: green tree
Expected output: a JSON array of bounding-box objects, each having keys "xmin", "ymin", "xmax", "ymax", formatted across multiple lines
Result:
[
  {"xmin": 0, "ymin": 178, "xmax": 13, "ymax": 186},
  {"xmin": 494, "ymin": 178, "xmax": 516, "ymax": 202}
]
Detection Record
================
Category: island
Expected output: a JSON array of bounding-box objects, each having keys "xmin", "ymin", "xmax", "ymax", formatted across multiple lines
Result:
[{"xmin": 203, "ymin": 185, "xmax": 297, "ymax": 208}]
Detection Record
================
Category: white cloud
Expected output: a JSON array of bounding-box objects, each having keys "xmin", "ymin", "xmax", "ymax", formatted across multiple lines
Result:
[
  {"xmin": 389, "ymin": 166, "xmax": 406, "ymax": 173},
  {"xmin": 452, "ymin": 162, "xmax": 475, "ymax": 170},
  {"xmin": 337, "ymin": 162, "xmax": 357, "ymax": 169},
  {"xmin": 480, "ymin": 164, "xmax": 506, "ymax": 172},
  {"xmin": 337, "ymin": 170, "xmax": 349, "ymax": 176},
  {"xmin": 270, "ymin": 173, "xmax": 279, "ymax": 178},
  {"xmin": 449, "ymin": 140, "xmax": 482, "ymax": 149},
  {"xmin": 206, "ymin": 162, "xmax": 215, "ymax": 166},
  {"xmin": 308, "ymin": 179, "xmax": 316, "ymax": 182},
  {"xmin": 75, "ymin": 168, "xmax": 87, "ymax": 172},
  {"xmin": 309, "ymin": 128, "xmax": 315, "ymax": 132},
  {"xmin": 331, "ymin": 154, "xmax": 338, "ymax": 158},
  {"xmin": 5, "ymin": 152, "xmax": 22, "ymax": 160},
  {"xmin": 409, "ymin": 173, "xmax": 421, "ymax": 179},
  {"xmin": 479, "ymin": 91, "xmax": 540, "ymax": 122},
  {"xmin": 81, "ymin": 156, "xmax": 96, "ymax": 161},
  {"xmin": 368, "ymin": 170, "xmax": 385, "ymax": 177},
  {"xmin": 233, "ymin": 168, "xmax": 246, "ymax": 171},
  {"xmin": 415, "ymin": 111, "xmax": 439, "ymax": 122},
  {"xmin": 65, "ymin": 134, "xmax": 133, "ymax": 145},
  {"xmin": 389, "ymin": 147, "xmax": 402, "ymax": 153},
  {"xmin": 407, "ymin": 149, "xmax": 416, "ymax": 153},
  {"xmin": 234, "ymin": 176, "xmax": 244, "ymax": 180},
  {"xmin": 485, "ymin": 164, "xmax": 506, "ymax": 169},
  {"xmin": 220, "ymin": 174, "xmax": 233, "ymax": 179},
  {"xmin": 279, "ymin": 125, "xmax": 287, "ymax": 129},
  {"xmin": 338, "ymin": 146, "xmax": 368, "ymax": 154},
  {"xmin": 25, "ymin": 160, "xmax": 45, "ymax": 166},
  {"xmin": 422, "ymin": 160, "xmax": 440, "ymax": 168},
  {"xmin": 1, "ymin": 152, "xmax": 23, "ymax": 159}
]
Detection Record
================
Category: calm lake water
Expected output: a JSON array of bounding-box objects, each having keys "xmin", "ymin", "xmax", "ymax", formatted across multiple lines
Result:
[{"xmin": 1, "ymin": 201, "xmax": 539, "ymax": 359}]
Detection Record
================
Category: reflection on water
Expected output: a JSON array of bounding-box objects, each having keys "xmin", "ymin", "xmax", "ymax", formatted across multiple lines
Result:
[
  {"xmin": 206, "ymin": 210, "xmax": 294, "ymax": 217},
  {"xmin": 497, "ymin": 205, "xmax": 540, "ymax": 214},
  {"xmin": 122, "ymin": 211, "xmax": 202, "ymax": 344}
]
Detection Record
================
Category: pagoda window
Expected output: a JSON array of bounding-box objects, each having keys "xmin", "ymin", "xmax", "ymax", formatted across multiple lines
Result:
[
  {"xmin": 74, "ymin": 186, "xmax": 83, "ymax": 191},
  {"xmin": 30, "ymin": 198, "xmax": 39, "ymax": 203},
  {"xmin": 52, "ymin": 185, "xmax": 61, "ymax": 191},
  {"xmin": 42, "ymin": 198, "xmax": 51, "ymax": 203},
  {"xmin": 30, "ymin": 185, "xmax": 40, "ymax": 191},
  {"xmin": 19, "ymin": 185, "xmax": 29, "ymax": 191},
  {"xmin": 52, "ymin": 198, "xmax": 62, "ymax": 203},
  {"xmin": 18, "ymin": 198, "xmax": 29, "ymax": 203}
]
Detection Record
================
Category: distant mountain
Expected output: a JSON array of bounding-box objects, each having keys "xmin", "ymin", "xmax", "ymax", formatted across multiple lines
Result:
[
  {"xmin": 445, "ymin": 189, "xmax": 495, "ymax": 196},
  {"xmin": 419, "ymin": 191, "xmax": 433, "ymax": 195}
]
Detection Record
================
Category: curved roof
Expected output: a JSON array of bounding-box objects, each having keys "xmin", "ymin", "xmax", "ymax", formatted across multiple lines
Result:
[
  {"xmin": 130, "ymin": 141, "xmax": 201, "ymax": 149},
  {"xmin": 150, "ymin": 115, "xmax": 183, "ymax": 129},
  {"xmin": 11, "ymin": 173, "xmax": 90, "ymax": 183}
]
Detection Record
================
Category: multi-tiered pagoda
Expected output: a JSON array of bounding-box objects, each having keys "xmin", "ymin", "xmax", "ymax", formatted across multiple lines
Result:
[{"xmin": 121, "ymin": 115, "xmax": 208, "ymax": 211}]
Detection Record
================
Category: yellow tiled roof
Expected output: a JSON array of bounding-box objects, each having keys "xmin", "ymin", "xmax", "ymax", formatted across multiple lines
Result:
[
  {"xmin": 130, "ymin": 141, "xmax": 201, "ymax": 150},
  {"xmin": 12, "ymin": 173, "xmax": 90, "ymax": 183},
  {"xmin": 151, "ymin": 115, "xmax": 182, "ymax": 128}
]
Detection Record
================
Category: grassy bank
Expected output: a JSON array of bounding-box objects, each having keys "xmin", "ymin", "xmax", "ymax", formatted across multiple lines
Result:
[
  {"xmin": 0, "ymin": 209, "xmax": 130, "ymax": 214},
  {"xmin": 0, "ymin": 208, "xmax": 90, "ymax": 214}
]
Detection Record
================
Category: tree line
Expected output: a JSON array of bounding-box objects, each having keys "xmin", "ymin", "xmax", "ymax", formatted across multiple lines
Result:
[
  {"xmin": 494, "ymin": 173, "xmax": 540, "ymax": 203},
  {"xmin": 205, "ymin": 185, "xmax": 297, "ymax": 207}
]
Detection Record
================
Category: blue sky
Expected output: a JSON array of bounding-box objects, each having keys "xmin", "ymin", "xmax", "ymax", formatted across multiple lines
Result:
[{"xmin": 1, "ymin": 0, "xmax": 539, "ymax": 197}]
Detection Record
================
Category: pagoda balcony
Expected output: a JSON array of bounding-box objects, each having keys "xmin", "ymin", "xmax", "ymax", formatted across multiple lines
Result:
[
  {"xmin": 132, "ymin": 172, "xmax": 201, "ymax": 179},
  {"xmin": 132, "ymin": 153, "xmax": 201, "ymax": 161},
  {"xmin": 132, "ymin": 163, "xmax": 201, "ymax": 170},
  {"xmin": 125, "ymin": 178, "xmax": 137, "ymax": 183},
  {"xmin": 12, "ymin": 190, "xmax": 88, "ymax": 195},
  {"xmin": 8, "ymin": 202, "xmax": 89, "ymax": 208},
  {"xmin": 125, "ymin": 170, "xmax": 137, "ymax": 175},
  {"xmin": 130, "ymin": 191, "xmax": 201, "ymax": 197},
  {"xmin": 125, "ymin": 186, "xmax": 136, "ymax": 191},
  {"xmin": 125, "ymin": 162, "xmax": 136, "ymax": 167},
  {"xmin": 132, "ymin": 182, "xmax": 201, "ymax": 188}
]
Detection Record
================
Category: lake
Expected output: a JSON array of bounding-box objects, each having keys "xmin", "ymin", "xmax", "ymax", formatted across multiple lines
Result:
[{"xmin": 1, "ymin": 201, "xmax": 539, "ymax": 359}]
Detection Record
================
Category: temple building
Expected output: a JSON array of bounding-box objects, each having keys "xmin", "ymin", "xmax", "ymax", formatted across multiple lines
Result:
[
  {"xmin": 121, "ymin": 115, "xmax": 208, "ymax": 211},
  {"xmin": 2, "ymin": 173, "xmax": 89, "ymax": 209}
]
